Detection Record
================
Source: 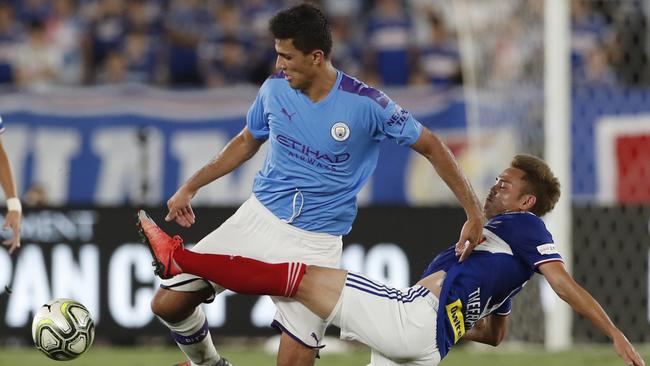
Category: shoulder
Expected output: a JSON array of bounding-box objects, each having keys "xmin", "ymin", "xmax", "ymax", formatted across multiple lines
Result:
[
  {"xmin": 268, "ymin": 70, "xmax": 286, "ymax": 80},
  {"xmin": 486, "ymin": 212, "xmax": 552, "ymax": 244},
  {"xmin": 489, "ymin": 211, "xmax": 544, "ymax": 226},
  {"xmin": 337, "ymin": 73, "xmax": 392, "ymax": 110},
  {"xmin": 259, "ymin": 70, "xmax": 289, "ymax": 95}
]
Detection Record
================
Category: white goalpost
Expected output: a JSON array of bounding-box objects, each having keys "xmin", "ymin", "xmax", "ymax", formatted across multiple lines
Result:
[
  {"xmin": 453, "ymin": 0, "xmax": 573, "ymax": 349},
  {"xmin": 543, "ymin": 0, "xmax": 572, "ymax": 351}
]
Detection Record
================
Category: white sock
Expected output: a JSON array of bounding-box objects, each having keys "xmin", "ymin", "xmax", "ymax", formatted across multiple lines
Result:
[{"xmin": 161, "ymin": 307, "xmax": 221, "ymax": 366}]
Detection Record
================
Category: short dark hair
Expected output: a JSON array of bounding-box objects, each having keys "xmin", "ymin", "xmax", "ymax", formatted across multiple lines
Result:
[
  {"xmin": 511, "ymin": 154, "xmax": 561, "ymax": 217},
  {"xmin": 269, "ymin": 3, "xmax": 332, "ymax": 57}
]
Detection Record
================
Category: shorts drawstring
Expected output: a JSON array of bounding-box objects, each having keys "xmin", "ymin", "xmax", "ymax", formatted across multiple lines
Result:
[{"xmin": 284, "ymin": 188, "xmax": 304, "ymax": 224}]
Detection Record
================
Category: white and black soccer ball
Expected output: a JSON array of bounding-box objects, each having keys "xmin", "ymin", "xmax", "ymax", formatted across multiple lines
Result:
[{"xmin": 31, "ymin": 298, "xmax": 95, "ymax": 361}]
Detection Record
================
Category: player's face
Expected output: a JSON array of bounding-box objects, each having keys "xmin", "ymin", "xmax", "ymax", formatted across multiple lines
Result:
[
  {"xmin": 484, "ymin": 167, "xmax": 535, "ymax": 218},
  {"xmin": 275, "ymin": 38, "xmax": 317, "ymax": 91}
]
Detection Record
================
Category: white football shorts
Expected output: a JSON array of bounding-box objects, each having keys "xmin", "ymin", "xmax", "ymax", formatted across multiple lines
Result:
[
  {"xmin": 327, "ymin": 272, "xmax": 441, "ymax": 366},
  {"xmin": 161, "ymin": 194, "xmax": 342, "ymax": 348}
]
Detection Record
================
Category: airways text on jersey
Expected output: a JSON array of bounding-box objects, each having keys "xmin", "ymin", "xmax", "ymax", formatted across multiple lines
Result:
[{"xmin": 276, "ymin": 134, "xmax": 350, "ymax": 171}]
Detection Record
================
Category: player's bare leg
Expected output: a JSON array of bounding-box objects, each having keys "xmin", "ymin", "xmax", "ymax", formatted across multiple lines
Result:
[
  {"xmin": 140, "ymin": 212, "xmax": 230, "ymax": 366},
  {"xmin": 151, "ymin": 287, "xmax": 211, "ymax": 324},
  {"xmin": 275, "ymin": 266, "xmax": 347, "ymax": 366},
  {"xmin": 140, "ymin": 210, "xmax": 346, "ymax": 366},
  {"xmin": 277, "ymin": 336, "xmax": 317, "ymax": 366},
  {"xmin": 293, "ymin": 266, "xmax": 347, "ymax": 319},
  {"xmin": 140, "ymin": 209, "xmax": 344, "ymax": 308},
  {"xmin": 150, "ymin": 287, "xmax": 232, "ymax": 366}
]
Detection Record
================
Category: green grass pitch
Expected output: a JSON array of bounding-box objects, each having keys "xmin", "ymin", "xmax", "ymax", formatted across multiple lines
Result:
[{"xmin": 1, "ymin": 344, "xmax": 648, "ymax": 366}]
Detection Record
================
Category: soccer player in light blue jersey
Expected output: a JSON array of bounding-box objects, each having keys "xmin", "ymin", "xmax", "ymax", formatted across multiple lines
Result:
[
  {"xmin": 151, "ymin": 4, "xmax": 484, "ymax": 366},
  {"xmin": 140, "ymin": 154, "xmax": 645, "ymax": 366},
  {"xmin": 0, "ymin": 116, "xmax": 22, "ymax": 254}
]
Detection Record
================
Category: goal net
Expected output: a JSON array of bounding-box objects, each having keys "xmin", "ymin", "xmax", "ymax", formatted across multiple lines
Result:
[{"xmin": 448, "ymin": 0, "xmax": 650, "ymax": 346}]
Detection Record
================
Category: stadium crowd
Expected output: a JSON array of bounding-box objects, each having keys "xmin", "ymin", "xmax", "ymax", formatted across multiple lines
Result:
[{"xmin": 0, "ymin": 0, "xmax": 646, "ymax": 91}]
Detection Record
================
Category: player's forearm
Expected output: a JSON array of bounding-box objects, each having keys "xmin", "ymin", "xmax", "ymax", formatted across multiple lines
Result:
[
  {"xmin": 415, "ymin": 129, "xmax": 483, "ymax": 219},
  {"xmin": 462, "ymin": 318, "xmax": 492, "ymax": 344},
  {"xmin": 183, "ymin": 129, "xmax": 263, "ymax": 193},
  {"xmin": 0, "ymin": 142, "xmax": 17, "ymax": 199},
  {"xmin": 463, "ymin": 316, "xmax": 507, "ymax": 346},
  {"xmin": 556, "ymin": 279, "xmax": 621, "ymax": 340}
]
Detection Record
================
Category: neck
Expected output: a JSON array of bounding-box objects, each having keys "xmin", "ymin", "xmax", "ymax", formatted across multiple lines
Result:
[{"xmin": 302, "ymin": 63, "xmax": 337, "ymax": 103}]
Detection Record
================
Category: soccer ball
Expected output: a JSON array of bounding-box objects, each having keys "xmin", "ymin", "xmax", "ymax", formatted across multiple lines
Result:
[{"xmin": 31, "ymin": 298, "xmax": 95, "ymax": 361}]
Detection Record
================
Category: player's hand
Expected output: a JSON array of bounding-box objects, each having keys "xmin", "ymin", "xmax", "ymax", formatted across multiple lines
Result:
[
  {"xmin": 455, "ymin": 215, "xmax": 485, "ymax": 262},
  {"xmin": 613, "ymin": 332, "xmax": 645, "ymax": 366},
  {"xmin": 165, "ymin": 186, "xmax": 196, "ymax": 228},
  {"xmin": 2, "ymin": 210, "xmax": 21, "ymax": 254}
]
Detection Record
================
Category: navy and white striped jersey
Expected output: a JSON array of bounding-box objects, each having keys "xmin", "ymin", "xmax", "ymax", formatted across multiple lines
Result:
[{"xmin": 422, "ymin": 211, "xmax": 563, "ymax": 359}]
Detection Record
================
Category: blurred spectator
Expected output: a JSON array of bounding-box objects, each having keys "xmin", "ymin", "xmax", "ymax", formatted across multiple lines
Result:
[
  {"xmin": 240, "ymin": 0, "xmax": 280, "ymax": 41},
  {"xmin": 489, "ymin": 16, "xmax": 538, "ymax": 87},
  {"xmin": 571, "ymin": 0, "xmax": 609, "ymax": 78},
  {"xmin": 322, "ymin": 0, "xmax": 362, "ymax": 19},
  {"xmin": 0, "ymin": 2, "xmax": 21, "ymax": 84},
  {"xmin": 46, "ymin": 0, "xmax": 85, "ymax": 85},
  {"xmin": 413, "ymin": 10, "xmax": 461, "ymax": 88},
  {"xmin": 238, "ymin": 0, "xmax": 280, "ymax": 84},
  {"xmin": 122, "ymin": 29, "xmax": 158, "ymax": 84},
  {"xmin": 14, "ymin": 19, "xmax": 62, "ymax": 91},
  {"xmin": 15, "ymin": 0, "xmax": 51, "ymax": 23},
  {"xmin": 363, "ymin": 0, "xmax": 418, "ymax": 86},
  {"xmin": 329, "ymin": 16, "xmax": 361, "ymax": 77},
  {"xmin": 125, "ymin": 0, "xmax": 162, "ymax": 35},
  {"xmin": 200, "ymin": 3, "xmax": 248, "ymax": 87},
  {"xmin": 574, "ymin": 44, "xmax": 617, "ymax": 87},
  {"xmin": 24, "ymin": 183, "xmax": 48, "ymax": 207},
  {"xmin": 0, "ymin": 0, "xmax": 642, "ymax": 90},
  {"xmin": 200, "ymin": 34, "xmax": 250, "ymax": 87},
  {"xmin": 163, "ymin": 0, "xmax": 209, "ymax": 87},
  {"xmin": 96, "ymin": 50, "xmax": 125, "ymax": 84},
  {"xmin": 83, "ymin": 0, "xmax": 127, "ymax": 84},
  {"xmin": 607, "ymin": 3, "xmax": 649, "ymax": 86},
  {"xmin": 206, "ymin": 2, "xmax": 251, "ymax": 41}
]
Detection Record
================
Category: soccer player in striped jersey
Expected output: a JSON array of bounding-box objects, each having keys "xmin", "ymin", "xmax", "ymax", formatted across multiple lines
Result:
[
  {"xmin": 140, "ymin": 154, "xmax": 645, "ymax": 366},
  {"xmin": 0, "ymin": 116, "xmax": 21, "ymax": 254}
]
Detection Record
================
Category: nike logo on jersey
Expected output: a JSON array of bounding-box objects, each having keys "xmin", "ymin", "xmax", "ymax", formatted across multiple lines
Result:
[{"xmin": 281, "ymin": 107, "xmax": 296, "ymax": 122}]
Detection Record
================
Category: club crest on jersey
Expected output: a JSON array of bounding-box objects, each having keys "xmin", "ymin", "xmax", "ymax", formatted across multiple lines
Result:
[{"xmin": 331, "ymin": 122, "xmax": 350, "ymax": 141}]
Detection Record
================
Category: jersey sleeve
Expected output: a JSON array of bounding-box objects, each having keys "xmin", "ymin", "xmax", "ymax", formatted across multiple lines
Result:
[
  {"xmin": 246, "ymin": 87, "xmax": 269, "ymax": 141},
  {"xmin": 487, "ymin": 214, "xmax": 563, "ymax": 273},
  {"xmin": 494, "ymin": 298, "xmax": 512, "ymax": 316},
  {"xmin": 369, "ymin": 96, "xmax": 423, "ymax": 146}
]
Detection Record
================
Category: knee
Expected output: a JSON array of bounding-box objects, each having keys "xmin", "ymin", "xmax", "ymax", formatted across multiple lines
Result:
[
  {"xmin": 151, "ymin": 290, "xmax": 191, "ymax": 323},
  {"xmin": 277, "ymin": 335, "xmax": 317, "ymax": 366},
  {"xmin": 276, "ymin": 349, "xmax": 317, "ymax": 366},
  {"xmin": 150, "ymin": 293, "xmax": 174, "ymax": 322}
]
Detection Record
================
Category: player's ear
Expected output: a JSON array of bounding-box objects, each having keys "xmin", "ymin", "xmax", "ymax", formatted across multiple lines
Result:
[
  {"xmin": 520, "ymin": 194, "xmax": 536, "ymax": 212},
  {"xmin": 312, "ymin": 50, "xmax": 324, "ymax": 65}
]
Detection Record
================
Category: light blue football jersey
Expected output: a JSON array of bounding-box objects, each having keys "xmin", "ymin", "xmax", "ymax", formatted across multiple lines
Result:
[
  {"xmin": 247, "ymin": 70, "xmax": 423, "ymax": 235},
  {"xmin": 422, "ymin": 212, "xmax": 563, "ymax": 359}
]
